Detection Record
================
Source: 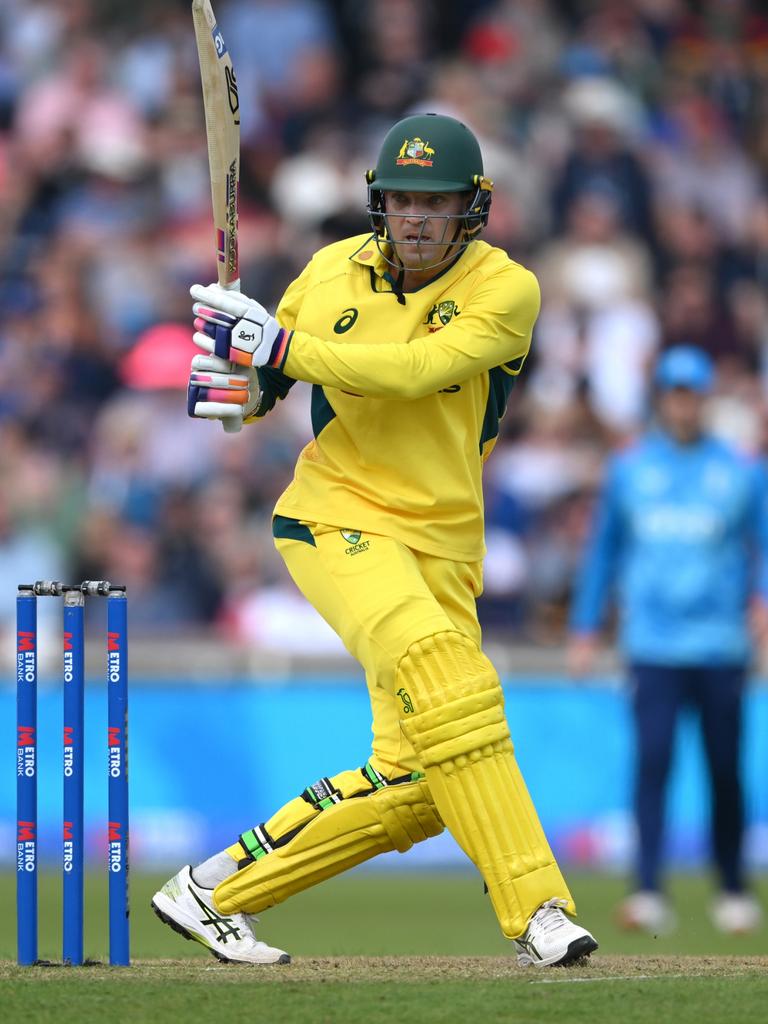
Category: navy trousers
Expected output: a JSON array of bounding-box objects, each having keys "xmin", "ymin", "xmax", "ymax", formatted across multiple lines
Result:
[{"xmin": 629, "ymin": 662, "xmax": 746, "ymax": 893}]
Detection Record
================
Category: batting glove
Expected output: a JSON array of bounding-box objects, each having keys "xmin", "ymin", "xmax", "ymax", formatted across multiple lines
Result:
[
  {"xmin": 190, "ymin": 283, "xmax": 287, "ymax": 368},
  {"xmin": 187, "ymin": 353, "xmax": 262, "ymax": 428}
]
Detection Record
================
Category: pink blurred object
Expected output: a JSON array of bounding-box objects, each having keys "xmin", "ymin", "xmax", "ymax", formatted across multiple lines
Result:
[{"xmin": 120, "ymin": 324, "xmax": 197, "ymax": 390}]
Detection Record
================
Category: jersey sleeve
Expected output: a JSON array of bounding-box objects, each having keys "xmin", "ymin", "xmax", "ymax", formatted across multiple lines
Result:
[
  {"xmin": 247, "ymin": 365, "xmax": 296, "ymax": 419},
  {"xmin": 748, "ymin": 460, "xmax": 768, "ymax": 602},
  {"xmin": 275, "ymin": 258, "xmax": 313, "ymax": 331},
  {"xmin": 244, "ymin": 257, "xmax": 310, "ymax": 420},
  {"xmin": 569, "ymin": 458, "xmax": 625, "ymax": 633},
  {"xmin": 274, "ymin": 266, "xmax": 540, "ymax": 399}
]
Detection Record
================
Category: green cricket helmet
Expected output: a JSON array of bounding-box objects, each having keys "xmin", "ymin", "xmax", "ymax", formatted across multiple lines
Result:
[{"xmin": 365, "ymin": 113, "xmax": 493, "ymax": 268}]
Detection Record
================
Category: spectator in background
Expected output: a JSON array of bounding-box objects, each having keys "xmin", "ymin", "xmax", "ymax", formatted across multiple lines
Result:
[
  {"xmin": 534, "ymin": 187, "xmax": 659, "ymax": 437},
  {"xmin": 0, "ymin": 485, "xmax": 65, "ymax": 668},
  {"xmin": 651, "ymin": 96, "xmax": 760, "ymax": 249},
  {"xmin": 659, "ymin": 263, "xmax": 749, "ymax": 370},
  {"xmin": 567, "ymin": 346, "xmax": 767, "ymax": 936},
  {"xmin": 220, "ymin": 0, "xmax": 339, "ymax": 146},
  {"xmin": 553, "ymin": 76, "xmax": 652, "ymax": 240}
]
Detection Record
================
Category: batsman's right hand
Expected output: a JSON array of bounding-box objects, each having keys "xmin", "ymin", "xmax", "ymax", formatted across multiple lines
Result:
[{"xmin": 187, "ymin": 353, "xmax": 261, "ymax": 427}]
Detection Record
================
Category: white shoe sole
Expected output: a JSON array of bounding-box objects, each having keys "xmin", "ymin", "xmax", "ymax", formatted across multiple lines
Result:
[
  {"xmin": 151, "ymin": 890, "xmax": 291, "ymax": 965},
  {"xmin": 517, "ymin": 933, "xmax": 599, "ymax": 967}
]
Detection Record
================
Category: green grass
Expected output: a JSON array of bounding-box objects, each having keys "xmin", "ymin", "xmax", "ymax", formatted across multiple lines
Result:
[
  {"xmin": 2, "ymin": 967, "xmax": 768, "ymax": 1024},
  {"xmin": 1, "ymin": 871, "xmax": 767, "ymax": 1023}
]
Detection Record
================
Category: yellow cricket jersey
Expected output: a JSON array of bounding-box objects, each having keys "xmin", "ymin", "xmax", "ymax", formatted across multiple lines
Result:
[{"xmin": 255, "ymin": 233, "xmax": 540, "ymax": 562}]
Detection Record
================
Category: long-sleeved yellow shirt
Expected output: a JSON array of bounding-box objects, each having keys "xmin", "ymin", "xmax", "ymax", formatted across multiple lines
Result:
[{"xmin": 259, "ymin": 233, "xmax": 539, "ymax": 561}]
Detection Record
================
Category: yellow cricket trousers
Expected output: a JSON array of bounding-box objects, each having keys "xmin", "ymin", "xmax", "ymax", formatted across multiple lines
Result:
[{"xmin": 273, "ymin": 516, "xmax": 484, "ymax": 776}]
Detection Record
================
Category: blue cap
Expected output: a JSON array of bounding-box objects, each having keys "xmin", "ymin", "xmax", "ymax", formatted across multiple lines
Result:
[{"xmin": 655, "ymin": 346, "xmax": 714, "ymax": 394}]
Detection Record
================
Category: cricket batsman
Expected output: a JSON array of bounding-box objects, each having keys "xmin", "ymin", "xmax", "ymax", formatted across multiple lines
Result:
[{"xmin": 152, "ymin": 113, "xmax": 598, "ymax": 967}]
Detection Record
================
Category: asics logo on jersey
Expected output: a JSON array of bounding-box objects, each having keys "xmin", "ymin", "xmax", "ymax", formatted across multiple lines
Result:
[{"xmin": 333, "ymin": 308, "xmax": 359, "ymax": 334}]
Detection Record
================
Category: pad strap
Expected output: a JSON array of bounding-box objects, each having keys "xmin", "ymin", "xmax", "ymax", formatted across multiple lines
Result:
[
  {"xmin": 235, "ymin": 761, "xmax": 426, "ymax": 867},
  {"xmin": 302, "ymin": 777, "xmax": 343, "ymax": 810},
  {"xmin": 238, "ymin": 823, "xmax": 276, "ymax": 862}
]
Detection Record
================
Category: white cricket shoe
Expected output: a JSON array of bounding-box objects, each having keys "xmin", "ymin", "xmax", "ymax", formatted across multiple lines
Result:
[
  {"xmin": 514, "ymin": 899, "xmax": 598, "ymax": 967},
  {"xmin": 617, "ymin": 890, "xmax": 676, "ymax": 935},
  {"xmin": 151, "ymin": 865, "xmax": 290, "ymax": 964},
  {"xmin": 710, "ymin": 892, "xmax": 763, "ymax": 935}
]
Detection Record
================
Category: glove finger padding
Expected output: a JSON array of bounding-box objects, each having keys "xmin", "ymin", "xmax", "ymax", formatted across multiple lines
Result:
[
  {"xmin": 189, "ymin": 370, "xmax": 250, "ymax": 403},
  {"xmin": 188, "ymin": 360, "xmax": 251, "ymax": 418},
  {"xmin": 192, "ymin": 303, "xmax": 238, "ymax": 330},
  {"xmin": 191, "ymin": 353, "xmax": 239, "ymax": 374},
  {"xmin": 191, "ymin": 400, "xmax": 245, "ymax": 420},
  {"xmin": 192, "ymin": 317, "xmax": 242, "ymax": 363},
  {"xmin": 191, "ymin": 283, "xmax": 255, "ymax": 321}
]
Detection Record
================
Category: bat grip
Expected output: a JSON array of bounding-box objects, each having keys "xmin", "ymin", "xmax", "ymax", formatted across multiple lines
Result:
[{"xmin": 221, "ymin": 278, "xmax": 242, "ymax": 434}]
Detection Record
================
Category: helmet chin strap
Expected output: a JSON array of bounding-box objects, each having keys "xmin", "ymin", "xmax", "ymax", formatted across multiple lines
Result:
[{"xmin": 392, "ymin": 266, "xmax": 406, "ymax": 304}]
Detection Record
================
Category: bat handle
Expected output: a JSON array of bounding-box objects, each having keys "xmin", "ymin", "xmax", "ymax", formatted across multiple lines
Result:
[{"xmin": 221, "ymin": 278, "xmax": 243, "ymax": 434}]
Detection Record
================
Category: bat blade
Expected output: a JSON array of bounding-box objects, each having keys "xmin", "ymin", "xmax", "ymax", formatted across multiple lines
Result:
[
  {"xmin": 192, "ymin": 0, "xmax": 242, "ymax": 432},
  {"xmin": 192, "ymin": 0, "xmax": 240, "ymax": 292}
]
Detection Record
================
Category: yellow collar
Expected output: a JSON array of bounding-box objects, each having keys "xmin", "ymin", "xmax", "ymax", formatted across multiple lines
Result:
[
  {"xmin": 348, "ymin": 233, "xmax": 479, "ymax": 294},
  {"xmin": 348, "ymin": 234, "xmax": 390, "ymax": 278}
]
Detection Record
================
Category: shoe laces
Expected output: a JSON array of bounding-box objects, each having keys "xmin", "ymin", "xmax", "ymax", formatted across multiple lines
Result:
[
  {"xmin": 531, "ymin": 899, "xmax": 570, "ymax": 935},
  {"xmin": 227, "ymin": 909, "xmax": 259, "ymax": 932}
]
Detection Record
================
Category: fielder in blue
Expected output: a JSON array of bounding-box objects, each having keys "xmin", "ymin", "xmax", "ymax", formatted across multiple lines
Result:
[{"xmin": 568, "ymin": 345, "xmax": 767, "ymax": 935}]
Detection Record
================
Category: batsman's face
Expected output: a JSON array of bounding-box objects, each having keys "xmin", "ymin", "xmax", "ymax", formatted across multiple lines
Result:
[{"xmin": 383, "ymin": 191, "xmax": 468, "ymax": 270}]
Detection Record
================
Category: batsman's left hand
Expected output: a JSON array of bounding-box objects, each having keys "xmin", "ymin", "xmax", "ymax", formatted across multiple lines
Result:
[{"xmin": 190, "ymin": 283, "xmax": 286, "ymax": 368}]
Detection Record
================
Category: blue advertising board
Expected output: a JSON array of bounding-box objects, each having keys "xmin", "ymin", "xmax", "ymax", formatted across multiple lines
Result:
[{"xmin": 2, "ymin": 678, "xmax": 767, "ymax": 871}]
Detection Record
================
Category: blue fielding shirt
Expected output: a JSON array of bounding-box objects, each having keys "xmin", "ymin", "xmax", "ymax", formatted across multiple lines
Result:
[{"xmin": 570, "ymin": 429, "xmax": 768, "ymax": 665}]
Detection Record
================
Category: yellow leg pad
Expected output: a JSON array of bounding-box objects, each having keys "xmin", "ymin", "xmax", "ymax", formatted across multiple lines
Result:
[
  {"xmin": 214, "ymin": 777, "xmax": 443, "ymax": 915},
  {"xmin": 224, "ymin": 768, "xmax": 373, "ymax": 865},
  {"xmin": 268, "ymin": 768, "xmax": 370, "ymax": 840},
  {"xmin": 398, "ymin": 631, "xmax": 575, "ymax": 939}
]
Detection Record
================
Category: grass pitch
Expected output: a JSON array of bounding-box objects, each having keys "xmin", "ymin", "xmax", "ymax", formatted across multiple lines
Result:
[
  {"xmin": 1, "ymin": 871, "xmax": 766, "ymax": 1023},
  {"xmin": 1, "ymin": 956, "xmax": 767, "ymax": 1024}
]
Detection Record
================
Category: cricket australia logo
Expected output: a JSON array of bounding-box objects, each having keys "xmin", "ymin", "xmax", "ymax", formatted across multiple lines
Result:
[
  {"xmin": 396, "ymin": 137, "xmax": 435, "ymax": 167},
  {"xmin": 425, "ymin": 300, "xmax": 461, "ymax": 331},
  {"xmin": 340, "ymin": 529, "xmax": 370, "ymax": 556}
]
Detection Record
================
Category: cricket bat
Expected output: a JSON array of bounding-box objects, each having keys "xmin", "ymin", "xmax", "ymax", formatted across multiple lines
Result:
[{"xmin": 192, "ymin": 0, "xmax": 242, "ymax": 432}]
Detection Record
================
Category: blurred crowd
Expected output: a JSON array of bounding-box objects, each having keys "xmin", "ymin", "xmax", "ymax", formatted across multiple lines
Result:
[{"xmin": 2, "ymin": 0, "xmax": 768, "ymax": 653}]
